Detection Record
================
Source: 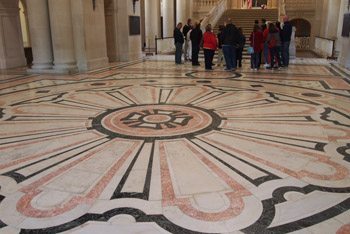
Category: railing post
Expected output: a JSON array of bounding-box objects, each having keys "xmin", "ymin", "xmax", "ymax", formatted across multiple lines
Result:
[{"xmin": 155, "ymin": 36, "xmax": 158, "ymax": 55}]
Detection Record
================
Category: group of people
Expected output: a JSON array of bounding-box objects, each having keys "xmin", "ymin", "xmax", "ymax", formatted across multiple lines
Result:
[
  {"xmin": 249, "ymin": 16, "xmax": 292, "ymax": 70},
  {"xmin": 174, "ymin": 15, "xmax": 292, "ymax": 72},
  {"xmin": 174, "ymin": 19, "xmax": 207, "ymax": 68}
]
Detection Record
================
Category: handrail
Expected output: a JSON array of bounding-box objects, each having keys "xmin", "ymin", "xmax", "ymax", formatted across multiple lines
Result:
[
  {"xmin": 200, "ymin": 0, "xmax": 228, "ymax": 31},
  {"xmin": 315, "ymin": 36, "xmax": 336, "ymax": 42}
]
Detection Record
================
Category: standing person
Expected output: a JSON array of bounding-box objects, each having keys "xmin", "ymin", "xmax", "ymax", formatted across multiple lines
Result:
[
  {"xmin": 186, "ymin": 26, "xmax": 193, "ymax": 62},
  {"xmin": 262, "ymin": 21, "xmax": 270, "ymax": 68},
  {"xmin": 237, "ymin": 27, "xmax": 246, "ymax": 68},
  {"xmin": 266, "ymin": 23, "xmax": 282, "ymax": 69},
  {"xmin": 276, "ymin": 21, "xmax": 284, "ymax": 66},
  {"xmin": 190, "ymin": 22, "xmax": 203, "ymax": 66},
  {"xmin": 203, "ymin": 24, "xmax": 217, "ymax": 71},
  {"xmin": 249, "ymin": 24, "xmax": 263, "ymax": 70},
  {"xmin": 261, "ymin": 19, "xmax": 267, "ymax": 31},
  {"xmin": 182, "ymin": 19, "xmax": 192, "ymax": 61},
  {"xmin": 281, "ymin": 15, "xmax": 292, "ymax": 68},
  {"xmin": 216, "ymin": 25, "xmax": 226, "ymax": 66},
  {"xmin": 174, "ymin": 22, "xmax": 184, "ymax": 65},
  {"xmin": 222, "ymin": 19, "xmax": 240, "ymax": 71}
]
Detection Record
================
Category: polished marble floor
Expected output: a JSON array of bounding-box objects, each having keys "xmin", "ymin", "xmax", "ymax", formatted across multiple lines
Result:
[{"xmin": 0, "ymin": 60, "xmax": 349, "ymax": 234}]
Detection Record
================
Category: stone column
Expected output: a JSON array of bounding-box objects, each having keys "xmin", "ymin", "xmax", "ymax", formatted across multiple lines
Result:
[
  {"xmin": 271, "ymin": 0, "xmax": 278, "ymax": 8},
  {"xmin": 48, "ymin": 0, "xmax": 78, "ymax": 73},
  {"xmin": 338, "ymin": 0, "xmax": 350, "ymax": 69},
  {"xmin": 0, "ymin": 0, "xmax": 26, "ymax": 69},
  {"xmin": 289, "ymin": 26, "xmax": 296, "ymax": 59},
  {"xmin": 324, "ymin": 0, "xmax": 342, "ymax": 39},
  {"xmin": 176, "ymin": 0, "xmax": 189, "ymax": 24},
  {"xmin": 162, "ymin": 0, "xmax": 175, "ymax": 37},
  {"xmin": 145, "ymin": 0, "xmax": 161, "ymax": 48},
  {"xmin": 27, "ymin": 0, "xmax": 53, "ymax": 70}
]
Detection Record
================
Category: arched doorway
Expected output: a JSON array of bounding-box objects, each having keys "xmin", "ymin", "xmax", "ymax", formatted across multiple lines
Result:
[
  {"xmin": 291, "ymin": 18, "xmax": 312, "ymax": 50},
  {"xmin": 290, "ymin": 18, "xmax": 311, "ymax": 37},
  {"xmin": 19, "ymin": 0, "xmax": 32, "ymax": 66}
]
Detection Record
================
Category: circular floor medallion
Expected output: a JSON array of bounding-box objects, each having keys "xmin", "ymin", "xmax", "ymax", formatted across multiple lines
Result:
[{"xmin": 92, "ymin": 104, "xmax": 221, "ymax": 140}]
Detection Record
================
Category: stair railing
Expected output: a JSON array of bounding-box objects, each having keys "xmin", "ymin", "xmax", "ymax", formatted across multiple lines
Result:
[{"xmin": 200, "ymin": 0, "xmax": 228, "ymax": 31}]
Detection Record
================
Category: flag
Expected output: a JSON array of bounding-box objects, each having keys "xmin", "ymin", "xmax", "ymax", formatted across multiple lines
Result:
[{"xmin": 248, "ymin": 0, "xmax": 252, "ymax": 9}]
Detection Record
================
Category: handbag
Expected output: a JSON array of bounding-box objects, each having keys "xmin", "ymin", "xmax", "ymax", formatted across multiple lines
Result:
[{"xmin": 247, "ymin": 46, "xmax": 254, "ymax": 54}]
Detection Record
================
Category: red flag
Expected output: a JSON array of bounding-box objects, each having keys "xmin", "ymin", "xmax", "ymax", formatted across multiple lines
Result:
[{"xmin": 248, "ymin": 0, "xmax": 252, "ymax": 9}]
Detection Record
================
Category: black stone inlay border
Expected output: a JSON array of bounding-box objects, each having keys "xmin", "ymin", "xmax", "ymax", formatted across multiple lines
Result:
[
  {"xmin": 320, "ymin": 107, "xmax": 350, "ymax": 128},
  {"xmin": 302, "ymin": 93, "xmax": 323, "ymax": 97},
  {"xmin": 186, "ymin": 71, "xmax": 242, "ymax": 79},
  {"xmin": 17, "ymin": 185, "xmax": 350, "ymax": 234},
  {"xmin": 111, "ymin": 142, "xmax": 155, "ymax": 200},
  {"xmin": 19, "ymin": 208, "xmax": 205, "ymax": 234},
  {"xmin": 337, "ymin": 144, "xmax": 350, "ymax": 162},
  {"xmin": 91, "ymin": 104, "xmax": 223, "ymax": 141},
  {"xmin": 242, "ymin": 185, "xmax": 350, "ymax": 234},
  {"xmin": 1, "ymin": 139, "xmax": 108, "ymax": 183}
]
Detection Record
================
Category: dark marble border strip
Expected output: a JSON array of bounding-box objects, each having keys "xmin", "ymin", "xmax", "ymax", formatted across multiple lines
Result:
[{"xmin": 192, "ymin": 138, "xmax": 281, "ymax": 186}]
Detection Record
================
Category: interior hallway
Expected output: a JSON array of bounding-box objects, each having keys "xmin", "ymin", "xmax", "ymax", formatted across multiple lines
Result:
[{"xmin": 0, "ymin": 58, "xmax": 349, "ymax": 233}]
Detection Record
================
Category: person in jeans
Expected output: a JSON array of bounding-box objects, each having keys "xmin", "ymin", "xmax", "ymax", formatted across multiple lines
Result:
[
  {"xmin": 216, "ymin": 25, "xmax": 226, "ymax": 66},
  {"xmin": 174, "ymin": 22, "xmax": 184, "ymax": 64},
  {"xmin": 249, "ymin": 24, "xmax": 263, "ymax": 70},
  {"xmin": 262, "ymin": 21, "xmax": 270, "ymax": 68},
  {"xmin": 190, "ymin": 22, "xmax": 203, "ymax": 66},
  {"xmin": 266, "ymin": 23, "xmax": 282, "ymax": 69},
  {"xmin": 203, "ymin": 24, "xmax": 217, "ymax": 70},
  {"xmin": 275, "ymin": 21, "xmax": 284, "ymax": 67},
  {"xmin": 222, "ymin": 19, "xmax": 240, "ymax": 71},
  {"xmin": 237, "ymin": 27, "xmax": 246, "ymax": 68},
  {"xmin": 281, "ymin": 16, "xmax": 292, "ymax": 67}
]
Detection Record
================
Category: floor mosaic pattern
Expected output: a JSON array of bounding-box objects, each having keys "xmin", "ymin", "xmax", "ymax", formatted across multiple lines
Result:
[{"xmin": 0, "ymin": 61, "xmax": 349, "ymax": 233}]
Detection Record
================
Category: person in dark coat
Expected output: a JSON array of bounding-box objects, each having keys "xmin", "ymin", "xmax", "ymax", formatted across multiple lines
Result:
[
  {"xmin": 222, "ymin": 19, "xmax": 240, "ymax": 71},
  {"xmin": 275, "ymin": 21, "xmax": 284, "ymax": 66},
  {"xmin": 281, "ymin": 16, "xmax": 292, "ymax": 67},
  {"xmin": 236, "ymin": 27, "xmax": 246, "ymax": 68},
  {"xmin": 190, "ymin": 22, "xmax": 203, "ymax": 66},
  {"xmin": 174, "ymin": 22, "xmax": 184, "ymax": 64},
  {"xmin": 249, "ymin": 24, "xmax": 263, "ymax": 70},
  {"xmin": 266, "ymin": 23, "xmax": 282, "ymax": 69}
]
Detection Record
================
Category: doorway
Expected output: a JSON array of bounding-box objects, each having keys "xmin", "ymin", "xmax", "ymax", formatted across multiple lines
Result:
[{"xmin": 19, "ymin": 0, "xmax": 32, "ymax": 66}]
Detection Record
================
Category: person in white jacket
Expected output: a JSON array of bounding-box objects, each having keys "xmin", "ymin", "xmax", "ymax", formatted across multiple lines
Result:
[{"xmin": 186, "ymin": 28, "xmax": 193, "ymax": 61}]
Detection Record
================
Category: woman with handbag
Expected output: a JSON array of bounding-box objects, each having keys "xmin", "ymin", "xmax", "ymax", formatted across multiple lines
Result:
[{"xmin": 249, "ymin": 24, "xmax": 263, "ymax": 70}]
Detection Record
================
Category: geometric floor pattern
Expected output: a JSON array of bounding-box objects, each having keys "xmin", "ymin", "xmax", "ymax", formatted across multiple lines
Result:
[{"xmin": 0, "ymin": 60, "xmax": 349, "ymax": 233}]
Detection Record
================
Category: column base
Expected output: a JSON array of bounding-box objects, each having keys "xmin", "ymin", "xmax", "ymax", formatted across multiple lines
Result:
[
  {"xmin": 52, "ymin": 63, "xmax": 79, "ymax": 74},
  {"xmin": 28, "ymin": 63, "xmax": 78, "ymax": 74},
  {"xmin": 31, "ymin": 63, "xmax": 53, "ymax": 70}
]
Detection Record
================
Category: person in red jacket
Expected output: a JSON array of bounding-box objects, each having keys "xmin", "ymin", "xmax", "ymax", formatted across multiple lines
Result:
[
  {"xmin": 249, "ymin": 24, "xmax": 263, "ymax": 70},
  {"xmin": 203, "ymin": 24, "xmax": 217, "ymax": 70}
]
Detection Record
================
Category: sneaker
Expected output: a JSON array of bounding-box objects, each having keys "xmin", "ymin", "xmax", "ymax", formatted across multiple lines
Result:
[{"xmin": 264, "ymin": 63, "xmax": 269, "ymax": 68}]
